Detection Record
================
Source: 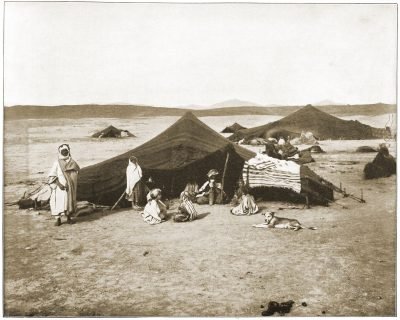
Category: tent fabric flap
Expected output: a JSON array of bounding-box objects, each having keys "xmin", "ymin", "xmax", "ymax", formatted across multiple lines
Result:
[{"xmin": 243, "ymin": 153, "xmax": 301, "ymax": 193}]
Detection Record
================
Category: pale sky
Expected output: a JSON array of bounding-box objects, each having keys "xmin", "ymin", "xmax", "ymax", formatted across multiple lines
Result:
[{"xmin": 4, "ymin": 2, "xmax": 397, "ymax": 107}]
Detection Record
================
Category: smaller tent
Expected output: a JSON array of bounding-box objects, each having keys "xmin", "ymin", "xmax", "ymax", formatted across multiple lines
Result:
[
  {"xmin": 92, "ymin": 125, "xmax": 135, "ymax": 138},
  {"xmin": 302, "ymin": 145, "xmax": 325, "ymax": 154},
  {"xmin": 356, "ymin": 146, "xmax": 377, "ymax": 153},
  {"xmin": 221, "ymin": 122, "xmax": 247, "ymax": 133}
]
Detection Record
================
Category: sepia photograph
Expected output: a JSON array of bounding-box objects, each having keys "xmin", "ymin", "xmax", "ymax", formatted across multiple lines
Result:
[{"xmin": 2, "ymin": 1, "xmax": 397, "ymax": 316}]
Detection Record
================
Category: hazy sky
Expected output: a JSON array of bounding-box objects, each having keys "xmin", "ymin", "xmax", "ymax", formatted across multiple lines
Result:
[{"xmin": 4, "ymin": 3, "xmax": 397, "ymax": 107}]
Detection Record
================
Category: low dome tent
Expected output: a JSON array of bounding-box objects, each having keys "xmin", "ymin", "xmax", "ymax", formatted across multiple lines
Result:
[
  {"xmin": 221, "ymin": 122, "xmax": 247, "ymax": 133},
  {"xmin": 91, "ymin": 125, "xmax": 135, "ymax": 138},
  {"xmin": 356, "ymin": 146, "xmax": 377, "ymax": 153}
]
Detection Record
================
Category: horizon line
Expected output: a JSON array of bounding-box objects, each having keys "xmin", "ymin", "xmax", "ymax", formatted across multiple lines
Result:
[{"xmin": 3, "ymin": 101, "xmax": 397, "ymax": 109}]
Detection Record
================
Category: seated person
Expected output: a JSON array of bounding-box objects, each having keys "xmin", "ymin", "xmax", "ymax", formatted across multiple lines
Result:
[
  {"xmin": 230, "ymin": 186, "xmax": 259, "ymax": 216},
  {"xmin": 196, "ymin": 169, "xmax": 224, "ymax": 205},
  {"xmin": 230, "ymin": 178, "xmax": 245, "ymax": 206},
  {"xmin": 281, "ymin": 141, "xmax": 298, "ymax": 158},
  {"xmin": 174, "ymin": 191, "xmax": 198, "ymax": 222},
  {"xmin": 278, "ymin": 137, "xmax": 286, "ymax": 147},
  {"xmin": 141, "ymin": 188, "xmax": 167, "ymax": 225},
  {"xmin": 264, "ymin": 143, "xmax": 282, "ymax": 159},
  {"xmin": 181, "ymin": 177, "xmax": 199, "ymax": 203}
]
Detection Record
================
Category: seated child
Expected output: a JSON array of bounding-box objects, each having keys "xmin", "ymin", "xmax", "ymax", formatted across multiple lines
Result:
[
  {"xmin": 141, "ymin": 188, "xmax": 167, "ymax": 225},
  {"xmin": 230, "ymin": 186, "xmax": 259, "ymax": 216},
  {"xmin": 174, "ymin": 191, "xmax": 198, "ymax": 222}
]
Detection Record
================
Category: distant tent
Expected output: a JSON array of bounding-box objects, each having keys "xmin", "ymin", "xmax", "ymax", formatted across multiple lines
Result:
[
  {"xmin": 356, "ymin": 146, "xmax": 377, "ymax": 153},
  {"xmin": 91, "ymin": 125, "xmax": 135, "ymax": 138},
  {"xmin": 221, "ymin": 122, "xmax": 247, "ymax": 133},
  {"xmin": 302, "ymin": 145, "xmax": 325, "ymax": 154},
  {"xmin": 78, "ymin": 112, "xmax": 334, "ymax": 207},
  {"xmin": 229, "ymin": 105, "xmax": 387, "ymax": 142}
]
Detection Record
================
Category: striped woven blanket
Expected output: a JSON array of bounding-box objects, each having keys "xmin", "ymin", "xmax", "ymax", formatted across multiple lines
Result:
[{"xmin": 242, "ymin": 153, "xmax": 301, "ymax": 193}]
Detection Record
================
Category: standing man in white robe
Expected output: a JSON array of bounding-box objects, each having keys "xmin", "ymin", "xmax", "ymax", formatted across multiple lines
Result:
[{"xmin": 48, "ymin": 144, "xmax": 80, "ymax": 226}]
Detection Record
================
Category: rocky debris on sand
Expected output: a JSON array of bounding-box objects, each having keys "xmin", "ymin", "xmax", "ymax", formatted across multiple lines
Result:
[
  {"xmin": 71, "ymin": 245, "xmax": 83, "ymax": 255},
  {"xmin": 261, "ymin": 300, "xmax": 295, "ymax": 316},
  {"xmin": 143, "ymin": 251, "xmax": 150, "ymax": 256}
]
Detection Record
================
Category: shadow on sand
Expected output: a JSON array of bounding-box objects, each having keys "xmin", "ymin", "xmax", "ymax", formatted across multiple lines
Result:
[{"xmin": 74, "ymin": 207, "xmax": 133, "ymax": 224}]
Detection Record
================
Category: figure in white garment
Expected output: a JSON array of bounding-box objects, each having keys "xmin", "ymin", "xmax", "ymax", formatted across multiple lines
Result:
[
  {"xmin": 48, "ymin": 144, "xmax": 80, "ymax": 226},
  {"xmin": 125, "ymin": 155, "xmax": 146, "ymax": 209}
]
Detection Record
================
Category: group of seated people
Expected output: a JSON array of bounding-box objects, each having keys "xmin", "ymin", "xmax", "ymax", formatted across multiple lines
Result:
[
  {"xmin": 136, "ymin": 169, "xmax": 260, "ymax": 225},
  {"xmin": 263, "ymin": 136, "xmax": 299, "ymax": 160}
]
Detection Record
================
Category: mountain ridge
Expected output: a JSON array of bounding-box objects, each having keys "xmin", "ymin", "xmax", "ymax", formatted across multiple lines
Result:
[{"xmin": 4, "ymin": 103, "xmax": 396, "ymax": 120}]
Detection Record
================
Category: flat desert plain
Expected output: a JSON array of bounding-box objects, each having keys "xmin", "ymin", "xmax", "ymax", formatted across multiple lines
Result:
[{"xmin": 3, "ymin": 114, "xmax": 397, "ymax": 316}]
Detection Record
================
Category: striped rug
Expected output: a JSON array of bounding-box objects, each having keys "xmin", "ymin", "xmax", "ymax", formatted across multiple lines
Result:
[{"xmin": 242, "ymin": 153, "xmax": 301, "ymax": 194}]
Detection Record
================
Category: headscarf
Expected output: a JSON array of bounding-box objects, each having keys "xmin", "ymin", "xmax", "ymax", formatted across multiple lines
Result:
[
  {"xmin": 207, "ymin": 169, "xmax": 219, "ymax": 178},
  {"xmin": 58, "ymin": 144, "xmax": 71, "ymax": 161},
  {"xmin": 147, "ymin": 188, "xmax": 162, "ymax": 201}
]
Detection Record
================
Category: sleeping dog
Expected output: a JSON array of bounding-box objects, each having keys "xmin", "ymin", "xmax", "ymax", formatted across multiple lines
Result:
[{"xmin": 253, "ymin": 211, "xmax": 317, "ymax": 231}]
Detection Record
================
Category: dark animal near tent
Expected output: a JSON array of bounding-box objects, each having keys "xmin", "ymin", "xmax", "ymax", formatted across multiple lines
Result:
[{"xmin": 364, "ymin": 145, "xmax": 396, "ymax": 179}]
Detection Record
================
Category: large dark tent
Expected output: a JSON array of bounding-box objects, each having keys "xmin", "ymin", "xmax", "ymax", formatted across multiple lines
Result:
[
  {"xmin": 229, "ymin": 105, "xmax": 387, "ymax": 142},
  {"xmin": 77, "ymin": 112, "xmax": 334, "ymax": 206},
  {"xmin": 221, "ymin": 122, "xmax": 247, "ymax": 133},
  {"xmin": 78, "ymin": 112, "xmax": 254, "ymax": 205},
  {"xmin": 91, "ymin": 125, "xmax": 135, "ymax": 138}
]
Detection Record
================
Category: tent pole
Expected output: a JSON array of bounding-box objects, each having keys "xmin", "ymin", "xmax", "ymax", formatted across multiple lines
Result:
[
  {"xmin": 219, "ymin": 152, "xmax": 230, "ymax": 202},
  {"xmin": 306, "ymin": 194, "xmax": 310, "ymax": 209},
  {"xmin": 170, "ymin": 175, "xmax": 175, "ymax": 198},
  {"xmin": 246, "ymin": 166, "xmax": 250, "ymax": 187},
  {"xmin": 111, "ymin": 190, "xmax": 126, "ymax": 211}
]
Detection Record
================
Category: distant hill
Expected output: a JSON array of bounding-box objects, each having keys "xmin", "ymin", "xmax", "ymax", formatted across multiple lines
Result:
[
  {"xmin": 314, "ymin": 100, "xmax": 342, "ymax": 106},
  {"xmin": 210, "ymin": 99, "xmax": 262, "ymax": 108},
  {"xmin": 228, "ymin": 105, "xmax": 388, "ymax": 141},
  {"xmin": 4, "ymin": 103, "xmax": 396, "ymax": 120}
]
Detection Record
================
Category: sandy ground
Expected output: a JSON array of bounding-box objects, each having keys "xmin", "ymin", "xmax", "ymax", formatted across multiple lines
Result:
[{"xmin": 3, "ymin": 115, "xmax": 397, "ymax": 316}]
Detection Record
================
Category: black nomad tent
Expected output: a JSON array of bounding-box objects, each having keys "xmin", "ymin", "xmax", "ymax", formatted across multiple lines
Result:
[
  {"xmin": 91, "ymin": 125, "xmax": 135, "ymax": 138},
  {"xmin": 77, "ymin": 112, "xmax": 334, "ymax": 206},
  {"xmin": 221, "ymin": 122, "xmax": 247, "ymax": 133},
  {"xmin": 79, "ymin": 112, "xmax": 254, "ymax": 205},
  {"xmin": 229, "ymin": 105, "xmax": 387, "ymax": 142}
]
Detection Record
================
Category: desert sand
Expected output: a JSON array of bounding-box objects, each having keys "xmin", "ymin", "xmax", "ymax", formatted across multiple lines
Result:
[{"xmin": 3, "ymin": 115, "xmax": 396, "ymax": 316}]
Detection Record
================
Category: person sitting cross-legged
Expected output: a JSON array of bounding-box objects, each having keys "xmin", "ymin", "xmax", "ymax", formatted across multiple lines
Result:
[
  {"xmin": 141, "ymin": 189, "xmax": 167, "ymax": 225},
  {"xmin": 230, "ymin": 185, "xmax": 259, "ymax": 216},
  {"xmin": 174, "ymin": 191, "xmax": 198, "ymax": 222}
]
